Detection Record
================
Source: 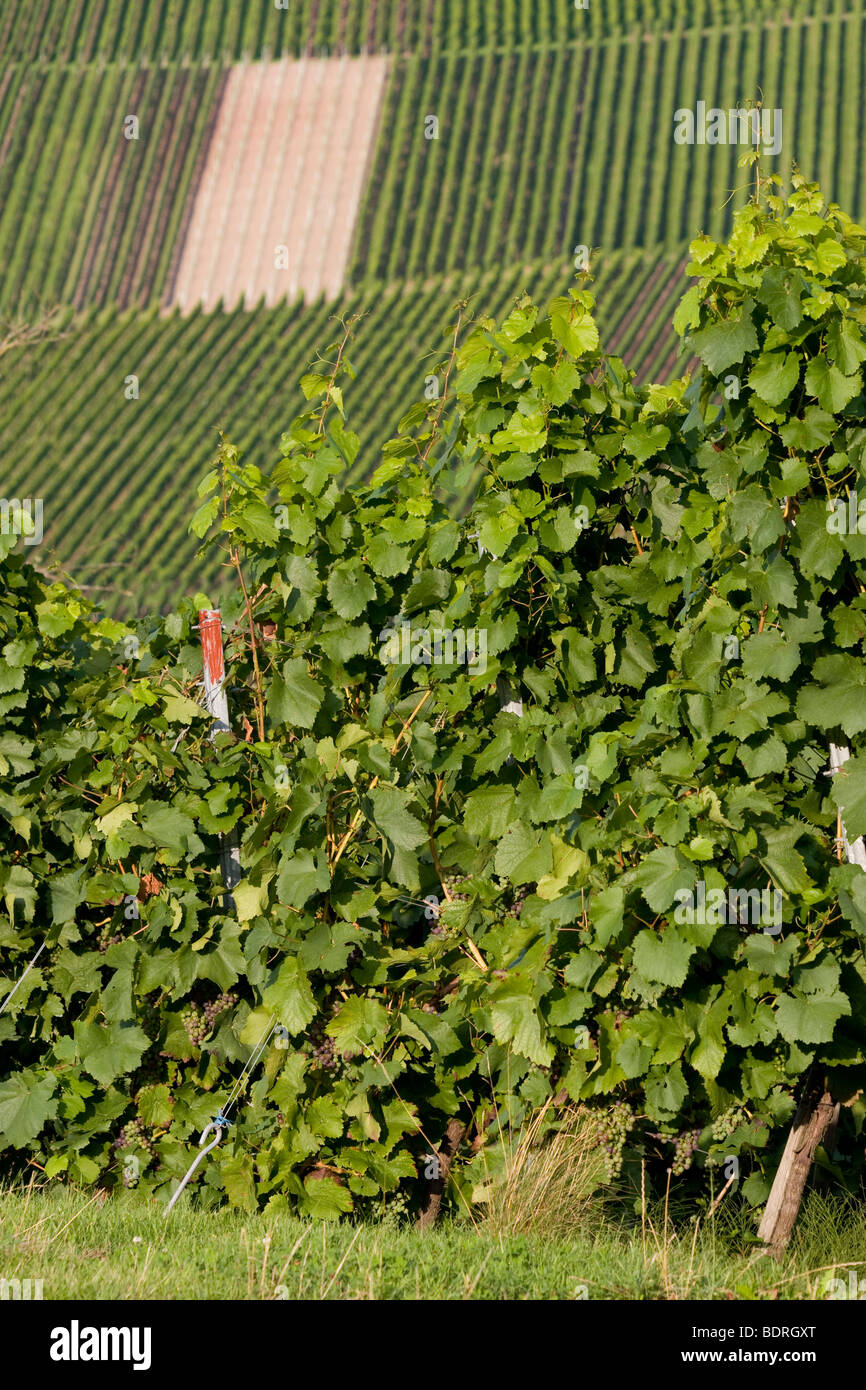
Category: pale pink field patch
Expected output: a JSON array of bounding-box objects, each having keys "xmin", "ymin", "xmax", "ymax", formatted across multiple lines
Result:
[{"xmin": 170, "ymin": 56, "xmax": 389, "ymax": 312}]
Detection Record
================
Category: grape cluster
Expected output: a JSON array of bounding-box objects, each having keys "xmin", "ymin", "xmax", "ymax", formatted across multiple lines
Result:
[
  {"xmin": 181, "ymin": 1003, "xmax": 208, "ymax": 1046},
  {"xmin": 431, "ymin": 876, "xmax": 471, "ymax": 937},
  {"xmin": 309, "ymin": 1017, "xmax": 338, "ymax": 1072},
  {"xmin": 510, "ymin": 884, "xmax": 531, "ymax": 919},
  {"xmin": 711, "ymin": 1106, "xmax": 744, "ymax": 1142},
  {"xmin": 118, "ymin": 1117, "xmax": 155, "ymax": 1157},
  {"xmin": 595, "ymin": 1100, "xmax": 633, "ymax": 1182},
  {"xmin": 442, "ymin": 874, "xmax": 470, "ymax": 903},
  {"xmin": 671, "ymin": 1128, "xmax": 702, "ymax": 1175},
  {"xmin": 203, "ymin": 991, "xmax": 237, "ymax": 1029},
  {"xmin": 422, "ymin": 975, "xmax": 456, "ymax": 1014},
  {"xmin": 419, "ymin": 972, "xmax": 452, "ymax": 1013},
  {"xmin": 97, "ymin": 925, "xmax": 121, "ymax": 954},
  {"xmin": 381, "ymin": 1186, "xmax": 411, "ymax": 1227}
]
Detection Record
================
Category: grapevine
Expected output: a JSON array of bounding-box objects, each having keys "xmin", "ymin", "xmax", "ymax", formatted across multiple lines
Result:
[{"xmin": 1, "ymin": 182, "xmax": 865, "ymax": 1224}]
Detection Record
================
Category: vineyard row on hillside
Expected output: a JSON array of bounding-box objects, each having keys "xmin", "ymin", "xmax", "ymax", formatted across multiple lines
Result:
[
  {"xmin": 0, "ymin": 61, "xmax": 224, "ymax": 316},
  {"xmin": 0, "ymin": 247, "xmax": 686, "ymax": 617},
  {"xmin": 1, "ymin": 9, "xmax": 863, "ymax": 319},
  {"xmin": 0, "ymin": 0, "xmax": 850, "ymax": 64},
  {"xmin": 351, "ymin": 10, "xmax": 866, "ymax": 279}
]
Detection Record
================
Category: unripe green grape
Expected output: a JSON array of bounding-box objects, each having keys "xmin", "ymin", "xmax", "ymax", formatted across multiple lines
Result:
[
  {"xmin": 711, "ymin": 1105, "xmax": 744, "ymax": 1142},
  {"xmin": 595, "ymin": 1100, "xmax": 633, "ymax": 1182}
]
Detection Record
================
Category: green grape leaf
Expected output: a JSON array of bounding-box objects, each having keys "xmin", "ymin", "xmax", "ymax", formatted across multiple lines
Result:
[
  {"xmin": 748, "ymin": 350, "xmax": 799, "ymax": 406},
  {"xmin": 804, "ymin": 356, "xmax": 862, "ymax": 413},
  {"xmin": 261, "ymin": 957, "xmax": 317, "ymax": 1034},
  {"xmin": 269, "ymin": 658, "xmax": 324, "ymax": 729},
  {"xmin": 368, "ymin": 786, "xmax": 427, "ymax": 852},
  {"xmin": 74, "ymin": 1021, "xmax": 150, "ymax": 1086},
  {"xmin": 632, "ymin": 929, "xmax": 696, "ymax": 988},
  {"xmin": 302, "ymin": 1175, "xmax": 353, "ymax": 1219},
  {"xmin": 689, "ymin": 299, "xmax": 758, "ymax": 374},
  {"xmin": 0, "ymin": 1072, "xmax": 58, "ymax": 1147},
  {"xmin": 775, "ymin": 993, "xmax": 850, "ymax": 1044}
]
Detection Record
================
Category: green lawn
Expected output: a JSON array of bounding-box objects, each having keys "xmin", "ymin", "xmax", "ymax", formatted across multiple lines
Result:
[{"xmin": 1, "ymin": 1183, "xmax": 862, "ymax": 1300}]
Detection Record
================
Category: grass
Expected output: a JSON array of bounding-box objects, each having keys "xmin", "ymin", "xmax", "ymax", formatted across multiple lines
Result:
[
  {"xmin": 482, "ymin": 1102, "xmax": 607, "ymax": 1240},
  {"xmin": 1, "ymin": 1181, "xmax": 864, "ymax": 1300}
]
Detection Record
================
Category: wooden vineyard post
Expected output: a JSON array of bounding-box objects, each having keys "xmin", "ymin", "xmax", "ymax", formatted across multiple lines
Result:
[
  {"xmin": 198, "ymin": 609, "xmax": 241, "ymax": 906},
  {"xmin": 757, "ymin": 742, "xmax": 856, "ymax": 1257},
  {"xmin": 756, "ymin": 1074, "xmax": 839, "ymax": 1257}
]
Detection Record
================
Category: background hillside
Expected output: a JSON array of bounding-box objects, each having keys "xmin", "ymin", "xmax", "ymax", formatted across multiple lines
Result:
[{"xmin": 1, "ymin": 0, "xmax": 864, "ymax": 614}]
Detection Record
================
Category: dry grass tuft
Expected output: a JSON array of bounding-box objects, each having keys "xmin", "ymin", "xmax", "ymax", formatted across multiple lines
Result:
[{"xmin": 482, "ymin": 1100, "xmax": 607, "ymax": 1239}]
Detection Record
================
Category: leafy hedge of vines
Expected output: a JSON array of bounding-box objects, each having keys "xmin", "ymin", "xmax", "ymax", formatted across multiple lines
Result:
[{"xmin": 4, "ymin": 176, "xmax": 866, "ymax": 1219}]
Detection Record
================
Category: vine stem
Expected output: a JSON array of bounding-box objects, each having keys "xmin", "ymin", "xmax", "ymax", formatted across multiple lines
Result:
[
  {"xmin": 707, "ymin": 1171, "xmax": 736, "ymax": 1219},
  {"xmin": 420, "ymin": 307, "xmax": 463, "ymax": 463},
  {"xmin": 426, "ymin": 776, "xmax": 486, "ymax": 970},
  {"xmin": 462, "ymin": 937, "xmax": 488, "ymax": 972},
  {"xmin": 316, "ymin": 320, "xmax": 354, "ymax": 436},
  {"xmin": 329, "ymin": 689, "xmax": 433, "ymax": 869},
  {"xmin": 428, "ymin": 775, "xmax": 451, "ymax": 901}
]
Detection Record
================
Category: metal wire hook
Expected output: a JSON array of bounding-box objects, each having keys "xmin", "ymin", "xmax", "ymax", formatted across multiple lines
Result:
[{"xmin": 164, "ymin": 1118, "xmax": 227, "ymax": 1217}]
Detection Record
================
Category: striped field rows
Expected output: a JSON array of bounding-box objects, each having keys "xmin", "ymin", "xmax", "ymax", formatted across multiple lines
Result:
[
  {"xmin": 0, "ymin": 62, "xmax": 224, "ymax": 314},
  {"xmin": 0, "ymin": 248, "xmax": 688, "ymax": 616},
  {"xmin": 3, "ymin": 9, "xmax": 865, "ymax": 319},
  {"xmin": 351, "ymin": 9, "xmax": 866, "ymax": 279},
  {"xmin": 170, "ymin": 57, "xmax": 389, "ymax": 310},
  {"xmin": 0, "ymin": 0, "xmax": 844, "ymax": 64},
  {"xmin": 1, "ymin": 0, "xmax": 858, "ymax": 619}
]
